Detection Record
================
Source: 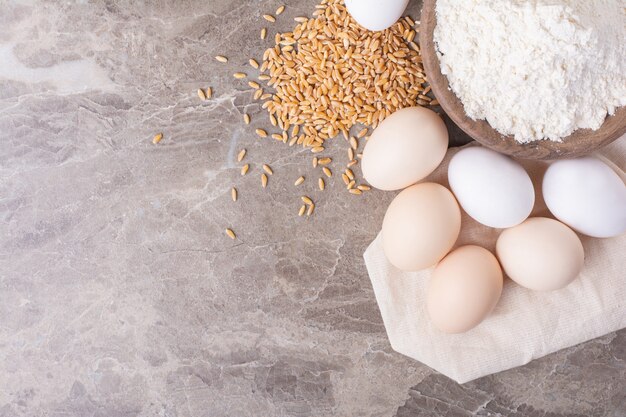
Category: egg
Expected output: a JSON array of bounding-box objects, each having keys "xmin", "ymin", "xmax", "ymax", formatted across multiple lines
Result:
[
  {"xmin": 362, "ymin": 107, "xmax": 448, "ymax": 191},
  {"xmin": 382, "ymin": 182, "xmax": 461, "ymax": 271},
  {"xmin": 542, "ymin": 157, "xmax": 626, "ymax": 238},
  {"xmin": 427, "ymin": 245, "xmax": 503, "ymax": 334},
  {"xmin": 344, "ymin": 0, "xmax": 409, "ymax": 31},
  {"xmin": 496, "ymin": 217, "xmax": 584, "ymax": 291},
  {"xmin": 447, "ymin": 146, "xmax": 535, "ymax": 228}
]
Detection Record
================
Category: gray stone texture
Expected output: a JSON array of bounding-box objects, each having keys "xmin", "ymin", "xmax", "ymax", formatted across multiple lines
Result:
[{"xmin": 0, "ymin": 1, "xmax": 624, "ymax": 416}]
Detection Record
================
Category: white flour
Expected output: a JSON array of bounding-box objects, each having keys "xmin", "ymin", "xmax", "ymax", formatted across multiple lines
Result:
[{"xmin": 434, "ymin": 0, "xmax": 626, "ymax": 143}]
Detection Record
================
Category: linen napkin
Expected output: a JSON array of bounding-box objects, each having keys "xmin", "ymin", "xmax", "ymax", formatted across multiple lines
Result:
[{"xmin": 364, "ymin": 139, "xmax": 626, "ymax": 384}]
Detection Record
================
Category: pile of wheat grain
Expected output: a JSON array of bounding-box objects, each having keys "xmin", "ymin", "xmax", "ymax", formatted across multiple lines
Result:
[{"xmin": 257, "ymin": 0, "xmax": 429, "ymax": 153}]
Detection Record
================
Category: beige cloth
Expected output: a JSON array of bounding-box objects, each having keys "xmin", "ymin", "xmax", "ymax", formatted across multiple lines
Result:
[{"xmin": 364, "ymin": 138, "xmax": 626, "ymax": 384}]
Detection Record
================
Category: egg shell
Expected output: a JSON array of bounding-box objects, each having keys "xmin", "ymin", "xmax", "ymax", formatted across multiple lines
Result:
[
  {"xmin": 344, "ymin": 0, "xmax": 409, "ymax": 31},
  {"xmin": 382, "ymin": 182, "xmax": 461, "ymax": 271},
  {"xmin": 447, "ymin": 146, "xmax": 535, "ymax": 229},
  {"xmin": 427, "ymin": 245, "xmax": 503, "ymax": 334},
  {"xmin": 542, "ymin": 157, "xmax": 626, "ymax": 238},
  {"xmin": 496, "ymin": 217, "xmax": 585, "ymax": 291},
  {"xmin": 362, "ymin": 107, "xmax": 449, "ymax": 191}
]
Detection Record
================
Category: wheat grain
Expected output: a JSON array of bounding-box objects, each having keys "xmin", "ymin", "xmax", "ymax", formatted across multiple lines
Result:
[{"xmin": 350, "ymin": 137, "xmax": 358, "ymax": 150}]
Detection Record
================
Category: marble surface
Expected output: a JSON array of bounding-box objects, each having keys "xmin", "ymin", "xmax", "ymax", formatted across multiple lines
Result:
[{"xmin": 1, "ymin": 1, "xmax": 624, "ymax": 416}]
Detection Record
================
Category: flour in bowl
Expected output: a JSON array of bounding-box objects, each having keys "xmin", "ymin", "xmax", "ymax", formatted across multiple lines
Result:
[{"xmin": 434, "ymin": 0, "xmax": 626, "ymax": 143}]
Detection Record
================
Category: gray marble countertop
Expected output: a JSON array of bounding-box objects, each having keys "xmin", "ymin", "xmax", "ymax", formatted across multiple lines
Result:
[{"xmin": 1, "ymin": 1, "xmax": 624, "ymax": 416}]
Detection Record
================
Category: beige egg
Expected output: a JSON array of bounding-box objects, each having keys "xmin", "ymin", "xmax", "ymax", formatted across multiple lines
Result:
[
  {"xmin": 382, "ymin": 182, "xmax": 461, "ymax": 271},
  {"xmin": 362, "ymin": 107, "xmax": 449, "ymax": 191},
  {"xmin": 427, "ymin": 245, "xmax": 503, "ymax": 334},
  {"xmin": 496, "ymin": 217, "xmax": 584, "ymax": 291}
]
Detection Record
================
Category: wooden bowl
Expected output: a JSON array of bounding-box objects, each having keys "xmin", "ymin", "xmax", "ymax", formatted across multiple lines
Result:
[{"xmin": 420, "ymin": 0, "xmax": 626, "ymax": 160}]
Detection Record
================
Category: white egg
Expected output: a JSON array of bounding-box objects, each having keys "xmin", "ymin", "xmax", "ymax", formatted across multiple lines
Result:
[
  {"xmin": 543, "ymin": 157, "xmax": 626, "ymax": 238},
  {"xmin": 447, "ymin": 146, "xmax": 535, "ymax": 228},
  {"xmin": 345, "ymin": 0, "xmax": 409, "ymax": 31}
]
